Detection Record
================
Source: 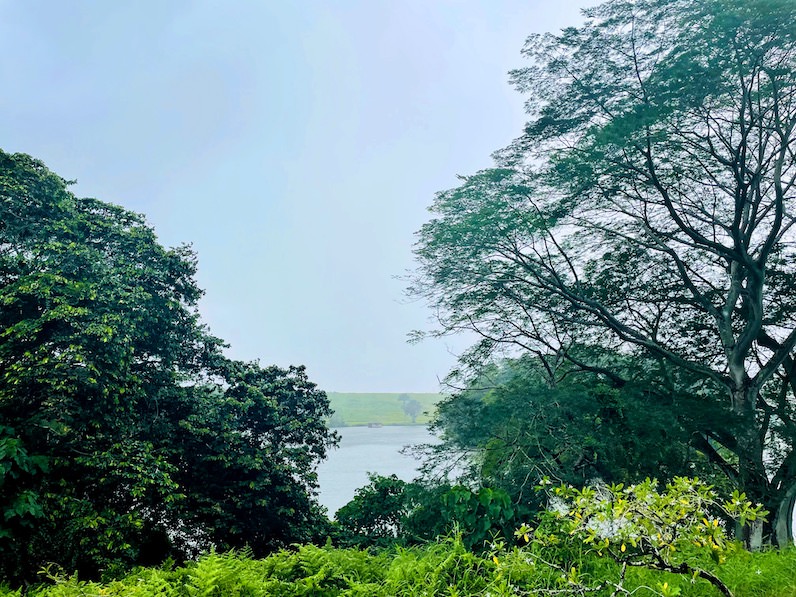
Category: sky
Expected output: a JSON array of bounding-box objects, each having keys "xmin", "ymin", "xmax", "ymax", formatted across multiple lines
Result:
[{"xmin": 0, "ymin": 1, "xmax": 593, "ymax": 393}]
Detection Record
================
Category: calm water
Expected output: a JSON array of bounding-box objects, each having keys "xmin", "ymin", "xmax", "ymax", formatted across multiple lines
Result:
[{"xmin": 316, "ymin": 425, "xmax": 436, "ymax": 515}]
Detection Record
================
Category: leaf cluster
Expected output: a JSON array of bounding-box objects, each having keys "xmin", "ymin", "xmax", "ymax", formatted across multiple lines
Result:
[{"xmin": 521, "ymin": 477, "xmax": 768, "ymax": 596}]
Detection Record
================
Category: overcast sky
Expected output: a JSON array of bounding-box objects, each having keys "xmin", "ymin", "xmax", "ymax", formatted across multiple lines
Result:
[{"xmin": 1, "ymin": 1, "xmax": 593, "ymax": 393}]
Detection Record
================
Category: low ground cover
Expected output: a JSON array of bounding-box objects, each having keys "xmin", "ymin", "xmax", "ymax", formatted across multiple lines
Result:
[{"xmin": 4, "ymin": 539, "xmax": 795, "ymax": 597}]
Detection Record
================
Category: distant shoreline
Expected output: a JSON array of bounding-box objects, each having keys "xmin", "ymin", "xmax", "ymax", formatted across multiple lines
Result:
[
  {"xmin": 328, "ymin": 422, "xmax": 430, "ymax": 429},
  {"xmin": 325, "ymin": 392, "xmax": 444, "ymax": 428}
]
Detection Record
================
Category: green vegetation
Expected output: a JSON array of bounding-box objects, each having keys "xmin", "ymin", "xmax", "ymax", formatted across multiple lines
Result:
[
  {"xmin": 526, "ymin": 477, "xmax": 768, "ymax": 597},
  {"xmin": 326, "ymin": 393, "xmax": 442, "ymax": 427},
  {"xmin": 5, "ymin": 476, "xmax": 793, "ymax": 596},
  {"xmin": 3, "ymin": 538, "xmax": 795, "ymax": 596},
  {"xmin": 6, "ymin": 0, "xmax": 796, "ymax": 592},
  {"xmin": 0, "ymin": 151, "xmax": 336, "ymax": 583},
  {"xmin": 410, "ymin": 0, "xmax": 796, "ymax": 547},
  {"xmin": 334, "ymin": 474, "xmax": 531, "ymax": 551},
  {"xmin": 422, "ymin": 357, "xmax": 733, "ymax": 516},
  {"xmin": 331, "ymin": 476, "xmax": 771, "ymax": 596}
]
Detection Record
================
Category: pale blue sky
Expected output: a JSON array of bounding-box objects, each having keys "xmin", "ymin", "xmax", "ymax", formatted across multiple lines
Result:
[{"xmin": 1, "ymin": 1, "xmax": 591, "ymax": 392}]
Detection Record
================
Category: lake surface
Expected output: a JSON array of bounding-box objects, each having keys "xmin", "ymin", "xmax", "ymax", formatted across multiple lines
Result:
[{"xmin": 316, "ymin": 425, "xmax": 436, "ymax": 515}]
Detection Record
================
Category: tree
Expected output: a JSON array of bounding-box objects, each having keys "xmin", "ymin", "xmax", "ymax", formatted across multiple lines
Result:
[
  {"xmin": 336, "ymin": 474, "xmax": 413, "ymax": 546},
  {"xmin": 412, "ymin": 0, "xmax": 796, "ymax": 545},
  {"xmin": 0, "ymin": 151, "xmax": 336, "ymax": 582},
  {"xmin": 403, "ymin": 398, "xmax": 422, "ymax": 424},
  {"xmin": 424, "ymin": 357, "xmax": 730, "ymax": 503},
  {"xmin": 335, "ymin": 474, "xmax": 528, "ymax": 551},
  {"xmin": 167, "ymin": 360, "xmax": 335, "ymax": 555}
]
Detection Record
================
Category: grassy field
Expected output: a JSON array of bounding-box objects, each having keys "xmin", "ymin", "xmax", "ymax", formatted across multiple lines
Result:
[{"xmin": 326, "ymin": 392, "xmax": 443, "ymax": 427}]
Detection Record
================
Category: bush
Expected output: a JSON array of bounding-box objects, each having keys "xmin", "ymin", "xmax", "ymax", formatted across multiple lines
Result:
[{"xmin": 335, "ymin": 475, "xmax": 531, "ymax": 550}]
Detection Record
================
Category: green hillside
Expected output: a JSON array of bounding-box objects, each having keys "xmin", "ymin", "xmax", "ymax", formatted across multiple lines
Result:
[{"xmin": 326, "ymin": 392, "xmax": 443, "ymax": 427}]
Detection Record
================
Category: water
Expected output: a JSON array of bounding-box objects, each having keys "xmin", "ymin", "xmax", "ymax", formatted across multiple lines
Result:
[{"xmin": 316, "ymin": 425, "xmax": 436, "ymax": 515}]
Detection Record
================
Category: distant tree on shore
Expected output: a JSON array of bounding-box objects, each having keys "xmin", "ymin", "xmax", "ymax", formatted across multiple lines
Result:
[{"xmin": 398, "ymin": 395, "xmax": 422, "ymax": 423}]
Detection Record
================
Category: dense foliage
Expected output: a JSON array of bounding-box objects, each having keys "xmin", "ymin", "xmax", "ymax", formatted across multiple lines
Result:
[
  {"xmin": 422, "ymin": 357, "xmax": 734, "ymax": 503},
  {"xmin": 0, "ymin": 151, "xmax": 337, "ymax": 583},
  {"xmin": 411, "ymin": 0, "xmax": 796, "ymax": 545},
  {"xmin": 334, "ymin": 474, "xmax": 530, "ymax": 551},
  {"xmin": 525, "ymin": 477, "xmax": 768, "ymax": 597},
  {"xmin": 5, "ymin": 528, "xmax": 795, "ymax": 596}
]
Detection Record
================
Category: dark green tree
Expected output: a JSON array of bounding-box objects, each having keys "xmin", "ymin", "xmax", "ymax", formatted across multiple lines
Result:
[
  {"xmin": 167, "ymin": 360, "xmax": 335, "ymax": 555},
  {"xmin": 336, "ymin": 474, "xmax": 412, "ymax": 546},
  {"xmin": 425, "ymin": 357, "xmax": 733, "ymax": 503},
  {"xmin": 0, "ymin": 151, "xmax": 336, "ymax": 582},
  {"xmin": 335, "ymin": 474, "xmax": 528, "ymax": 551},
  {"xmin": 412, "ymin": 0, "xmax": 796, "ymax": 545}
]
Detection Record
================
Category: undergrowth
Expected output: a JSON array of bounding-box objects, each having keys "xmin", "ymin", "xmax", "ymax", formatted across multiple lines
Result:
[{"xmin": 4, "ymin": 537, "xmax": 795, "ymax": 597}]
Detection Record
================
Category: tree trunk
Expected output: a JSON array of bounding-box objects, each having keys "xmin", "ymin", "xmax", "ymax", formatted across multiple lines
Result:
[
  {"xmin": 738, "ymin": 519, "xmax": 764, "ymax": 551},
  {"xmin": 731, "ymin": 387, "xmax": 770, "ymax": 550},
  {"xmin": 773, "ymin": 480, "xmax": 796, "ymax": 547}
]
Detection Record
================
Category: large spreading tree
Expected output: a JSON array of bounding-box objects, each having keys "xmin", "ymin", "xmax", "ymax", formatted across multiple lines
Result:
[
  {"xmin": 0, "ymin": 151, "xmax": 336, "ymax": 582},
  {"xmin": 412, "ymin": 0, "xmax": 796, "ymax": 546}
]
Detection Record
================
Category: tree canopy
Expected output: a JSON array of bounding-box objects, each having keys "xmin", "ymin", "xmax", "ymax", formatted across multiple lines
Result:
[
  {"xmin": 423, "ymin": 357, "xmax": 730, "ymax": 499},
  {"xmin": 0, "ymin": 151, "xmax": 336, "ymax": 582},
  {"xmin": 412, "ymin": 0, "xmax": 796, "ymax": 545}
]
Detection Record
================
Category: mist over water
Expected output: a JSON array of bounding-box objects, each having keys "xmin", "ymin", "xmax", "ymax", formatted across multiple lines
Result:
[{"xmin": 317, "ymin": 425, "xmax": 437, "ymax": 515}]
